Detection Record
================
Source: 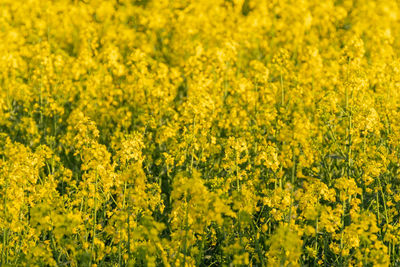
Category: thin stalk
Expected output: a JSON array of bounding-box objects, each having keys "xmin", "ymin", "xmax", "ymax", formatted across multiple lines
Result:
[
  {"xmin": 288, "ymin": 151, "xmax": 296, "ymax": 224},
  {"xmin": 91, "ymin": 171, "xmax": 98, "ymax": 266},
  {"xmin": 376, "ymin": 193, "xmax": 380, "ymax": 228},
  {"xmin": 2, "ymin": 167, "xmax": 8, "ymax": 265},
  {"xmin": 315, "ymin": 217, "xmax": 319, "ymax": 262},
  {"xmin": 236, "ymin": 146, "xmax": 240, "ymax": 191},
  {"xmin": 280, "ymin": 68, "xmax": 284, "ymax": 106},
  {"xmin": 182, "ymin": 202, "xmax": 189, "ymax": 267},
  {"xmin": 127, "ymin": 212, "xmax": 131, "ymax": 262},
  {"xmin": 345, "ymin": 57, "xmax": 352, "ymax": 182},
  {"xmin": 377, "ymin": 176, "xmax": 389, "ymax": 228},
  {"xmin": 340, "ymin": 197, "xmax": 346, "ymax": 263},
  {"xmin": 119, "ymin": 181, "xmax": 127, "ymax": 266}
]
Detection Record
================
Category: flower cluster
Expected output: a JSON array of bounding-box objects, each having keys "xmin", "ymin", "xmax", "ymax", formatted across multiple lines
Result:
[{"xmin": 1, "ymin": 0, "xmax": 400, "ymax": 266}]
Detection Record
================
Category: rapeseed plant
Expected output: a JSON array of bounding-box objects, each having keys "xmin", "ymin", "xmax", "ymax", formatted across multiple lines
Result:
[{"xmin": 2, "ymin": 0, "xmax": 400, "ymax": 266}]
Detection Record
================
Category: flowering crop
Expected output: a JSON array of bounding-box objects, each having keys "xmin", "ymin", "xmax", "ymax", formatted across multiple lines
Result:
[{"xmin": 1, "ymin": 0, "xmax": 400, "ymax": 266}]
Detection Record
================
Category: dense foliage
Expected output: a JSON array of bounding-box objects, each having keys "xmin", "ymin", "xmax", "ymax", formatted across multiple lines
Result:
[{"xmin": 1, "ymin": 0, "xmax": 400, "ymax": 266}]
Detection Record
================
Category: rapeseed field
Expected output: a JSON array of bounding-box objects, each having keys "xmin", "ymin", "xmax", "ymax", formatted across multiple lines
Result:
[{"xmin": 1, "ymin": 0, "xmax": 400, "ymax": 266}]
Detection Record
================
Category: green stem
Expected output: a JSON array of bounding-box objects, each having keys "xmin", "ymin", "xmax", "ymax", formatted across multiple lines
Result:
[
  {"xmin": 377, "ymin": 176, "xmax": 389, "ymax": 227},
  {"xmin": 2, "ymin": 168, "xmax": 8, "ymax": 265},
  {"xmin": 91, "ymin": 171, "xmax": 98, "ymax": 266},
  {"xmin": 288, "ymin": 151, "xmax": 296, "ymax": 224},
  {"xmin": 182, "ymin": 202, "xmax": 189, "ymax": 267},
  {"xmin": 280, "ymin": 68, "xmax": 284, "ymax": 106}
]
